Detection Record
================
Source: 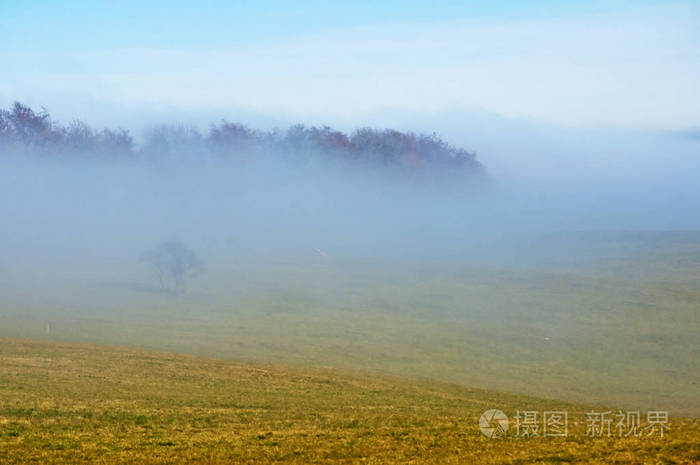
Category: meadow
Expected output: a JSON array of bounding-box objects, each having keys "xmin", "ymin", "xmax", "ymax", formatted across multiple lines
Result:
[
  {"xmin": 1, "ymin": 232, "xmax": 698, "ymax": 416},
  {"xmin": 0, "ymin": 232, "xmax": 699, "ymax": 463},
  {"xmin": 0, "ymin": 338, "xmax": 698, "ymax": 464}
]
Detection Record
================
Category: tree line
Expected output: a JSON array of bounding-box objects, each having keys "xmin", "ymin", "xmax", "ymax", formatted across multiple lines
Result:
[{"xmin": 0, "ymin": 102, "xmax": 483, "ymax": 175}]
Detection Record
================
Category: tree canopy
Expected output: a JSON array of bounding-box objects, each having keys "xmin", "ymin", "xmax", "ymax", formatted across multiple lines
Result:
[{"xmin": 0, "ymin": 102, "xmax": 483, "ymax": 177}]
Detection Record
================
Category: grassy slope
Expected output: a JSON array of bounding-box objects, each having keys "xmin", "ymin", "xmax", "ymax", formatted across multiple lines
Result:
[
  {"xmin": 1, "ymin": 255, "xmax": 699, "ymax": 416},
  {"xmin": 0, "ymin": 339, "xmax": 698, "ymax": 464},
  {"xmin": 0, "ymin": 232, "xmax": 698, "ymax": 422}
]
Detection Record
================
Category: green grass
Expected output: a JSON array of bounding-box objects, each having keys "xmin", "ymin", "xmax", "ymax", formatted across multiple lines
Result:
[
  {"xmin": 2, "ymin": 251, "xmax": 698, "ymax": 415},
  {"xmin": 1, "ymin": 338, "xmax": 698, "ymax": 464},
  {"xmin": 1, "ymin": 232, "xmax": 698, "ymax": 462}
]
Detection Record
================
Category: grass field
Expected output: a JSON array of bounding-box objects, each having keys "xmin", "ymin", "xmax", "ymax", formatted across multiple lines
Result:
[
  {"xmin": 0, "ymin": 232, "xmax": 699, "ymax": 462},
  {"xmin": 1, "ymin": 233, "xmax": 699, "ymax": 415},
  {"xmin": 1, "ymin": 338, "xmax": 698, "ymax": 464}
]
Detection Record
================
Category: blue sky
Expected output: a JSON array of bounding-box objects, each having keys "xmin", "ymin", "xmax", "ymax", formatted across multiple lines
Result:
[
  {"xmin": 1, "ymin": 1, "xmax": 699, "ymax": 129},
  {"xmin": 2, "ymin": 1, "xmax": 655, "ymax": 50}
]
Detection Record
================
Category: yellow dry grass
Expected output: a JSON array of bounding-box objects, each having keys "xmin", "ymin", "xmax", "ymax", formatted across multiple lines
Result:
[{"xmin": 0, "ymin": 338, "xmax": 698, "ymax": 464}]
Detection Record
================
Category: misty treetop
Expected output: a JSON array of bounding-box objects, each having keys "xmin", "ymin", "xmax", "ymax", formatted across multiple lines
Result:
[
  {"xmin": 0, "ymin": 101, "xmax": 483, "ymax": 176},
  {"xmin": 0, "ymin": 102, "xmax": 134, "ymax": 157}
]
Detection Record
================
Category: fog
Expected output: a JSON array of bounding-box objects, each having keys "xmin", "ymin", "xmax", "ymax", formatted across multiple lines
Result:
[
  {"xmin": 2, "ymin": 5, "xmax": 700, "ymax": 461},
  {"xmin": 1, "ymin": 110, "xmax": 698, "ymax": 414},
  {"xmin": 1, "ymin": 122, "xmax": 698, "ymax": 272}
]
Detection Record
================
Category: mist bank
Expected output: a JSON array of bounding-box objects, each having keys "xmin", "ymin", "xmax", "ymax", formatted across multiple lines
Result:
[
  {"xmin": 1, "ymin": 102, "xmax": 699, "ymax": 273},
  {"xmin": 1, "ymin": 149, "xmax": 698, "ymax": 272},
  {"xmin": 2, "ymin": 103, "xmax": 699, "ymax": 416}
]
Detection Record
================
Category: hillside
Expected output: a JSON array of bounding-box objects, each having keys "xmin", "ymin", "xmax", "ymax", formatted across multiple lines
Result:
[
  {"xmin": 0, "ymin": 339, "xmax": 698, "ymax": 464},
  {"xmin": 2, "ymin": 239, "xmax": 699, "ymax": 416}
]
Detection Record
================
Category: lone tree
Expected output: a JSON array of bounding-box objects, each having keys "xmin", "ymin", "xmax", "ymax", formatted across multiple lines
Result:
[{"xmin": 141, "ymin": 241, "xmax": 203, "ymax": 294}]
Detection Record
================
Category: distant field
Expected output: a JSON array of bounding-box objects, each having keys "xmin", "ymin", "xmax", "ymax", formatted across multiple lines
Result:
[
  {"xmin": 0, "ymin": 232, "xmax": 699, "ymax": 416},
  {"xmin": 1, "ymin": 339, "xmax": 698, "ymax": 464}
]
